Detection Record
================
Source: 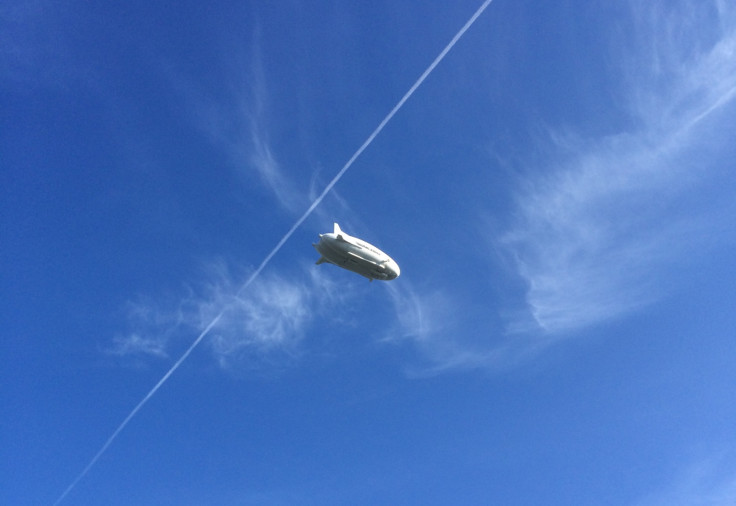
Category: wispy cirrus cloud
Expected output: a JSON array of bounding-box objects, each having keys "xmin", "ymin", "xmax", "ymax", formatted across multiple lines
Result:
[
  {"xmin": 633, "ymin": 452, "xmax": 736, "ymax": 506},
  {"xmin": 177, "ymin": 30, "xmax": 305, "ymax": 215},
  {"xmin": 107, "ymin": 333, "xmax": 170, "ymax": 360},
  {"xmin": 625, "ymin": 0, "xmax": 736, "ymax": 134},
  {"xmin": 384, "ymin": 284, "xmax": 445, "ymax": 344},
  {"xmin": 380, "ymin": 0, "xmax": 736, "ymax": 368},
  {"xmin": 198, "ymin": 263, "xmax": 312, "ymax": 370},
  {"xmin": 109, "ymin": 260, "xmax": 359, "ymax": 371},
  {"xmin": 383, "ymin": 281, "xmax": 549, "ymax": 374},
  {"xmin": 237, "ymin": 46, "xmax": 307, "ymax": 215},
  {"xmin": 500, "ymin": 0, "xmax": 736, "ymax": 334},
  {"xmin": 382, "ymin": 283, "xmax": 462, "ymax": 373},
  {"xmin": 106, "ymin": 293, "xmax": 191, "ymax": 362}
]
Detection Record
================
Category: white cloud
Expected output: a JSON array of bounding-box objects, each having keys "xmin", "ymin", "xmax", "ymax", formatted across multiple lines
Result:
[
  {"xmin": 382, "ymin": 283, "xmax": 523, "ymax": 375},
  {"xmin": 206, "ymin": 272, "xmax": 312, "ymax": 370},
  {"xmin": 245, "ymin": 119, "xmax": 303, "ymax": 214},
  {"xmin": 107, "ymin": 333, "xmax": 169, "ymax": 360},
  {"xmin": 624, "ymin": 0, "xmax": 736, "ymax": 135},
  {"xmin": 634, "ymin": 454, "xmax": 736, "ymax": 506},
  {"xmin": 104, "ymin": 294, "xmax": 190, "ymax": 363},
  {"xmin": 175, "ymin": 31, "xmax": 306, "ymax": 215},
  {"xmin": 237, "ymin": 45, "xmax": 306, "ymax": 215},
  {"xmin": 110, "ymin": 260, "xmax": 363, "ymax": 371},
  {"xmin": 500, "ymin": 0, "xmax": 736, "ymax": 334},
  {"xmin": 384, "ymin": 284, "xmax": 444, "ymax": 343}
]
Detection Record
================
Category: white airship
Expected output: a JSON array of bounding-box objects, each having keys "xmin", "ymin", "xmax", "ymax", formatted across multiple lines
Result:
[{"xmin": 313, "ymin": 223, "xmax": 400, "ymax": 281}]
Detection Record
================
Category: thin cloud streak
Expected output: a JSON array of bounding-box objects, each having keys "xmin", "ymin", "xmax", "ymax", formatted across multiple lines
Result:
[
  {"xmin": 176, "ymin": 29, "xmax": 304, "ymax": 214},
  {"xmin": 109, "ymin": 262, "xmax": 355, "ymax": 369},
  {"xmin": 241, "ymin": 39, "xmax": 306, "ymax": 214},
  {"xmin": 200, "ymin": 270, "xmax": 313, "ymax": 371},
  {"xmin": 501, "ymin": 0, "xmax": 736, "ymax": 334},
  {"xmin": 107, "ymin": 333, "xmax": 169, "ymax": 360},
  {"xmin": 627, "ymin": 0, "xmax": 736, "ymax": 136},
  {"xmin": 384, "ymin": 282, "xmax": 544, "ymax": 375},
  {"xmin": 55, "ymin": 2, "xmax": 496, "ymax": 502},
  {"xmin": 104, "ymin": 294, "xmax": 192, "ymax": 362},
  {"xmin": 633, "ymin": 453, "xmax": 736, "ymax": 506}
]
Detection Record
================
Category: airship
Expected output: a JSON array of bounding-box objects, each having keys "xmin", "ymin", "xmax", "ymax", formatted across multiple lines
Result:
[{"xmin": 313, "ymin": 223, "xmax": 400, "ymax": 281}]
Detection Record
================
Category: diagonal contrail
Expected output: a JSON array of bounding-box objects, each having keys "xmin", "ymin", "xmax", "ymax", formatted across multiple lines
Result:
[{"xmin": 54, "ymin": 0, "xmax": 494, "ymax": 503}]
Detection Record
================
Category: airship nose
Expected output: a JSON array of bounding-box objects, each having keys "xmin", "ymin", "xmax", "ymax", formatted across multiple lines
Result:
[{"xmin": 391, "ymin": 261, "xmax": 400, "ymax": 279}]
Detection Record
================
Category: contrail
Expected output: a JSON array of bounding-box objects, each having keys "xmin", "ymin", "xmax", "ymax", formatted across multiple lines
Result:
[{"xmin": 54, "ymin": 0, "xmax": 494, "ymax": 503}]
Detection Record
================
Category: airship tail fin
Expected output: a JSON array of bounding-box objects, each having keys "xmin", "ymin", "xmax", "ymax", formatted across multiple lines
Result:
[
  {"xmin": 333, "ymin": 222, "xmax": 351, "ymax": 243},
  {"xmin": 313, "ymin": 243, "xmax": 328, "ymax": 265}
]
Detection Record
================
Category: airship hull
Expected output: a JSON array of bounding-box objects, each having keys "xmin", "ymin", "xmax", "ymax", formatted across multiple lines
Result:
[{"xmin": 313, "ymin": 223, "xmax": 400, "ymax": 281}]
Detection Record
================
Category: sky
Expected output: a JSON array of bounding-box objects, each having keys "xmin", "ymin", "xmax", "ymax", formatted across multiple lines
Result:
[{"xmin": 2, "ymin": 0, "xmax": 736, "ymax": 504}]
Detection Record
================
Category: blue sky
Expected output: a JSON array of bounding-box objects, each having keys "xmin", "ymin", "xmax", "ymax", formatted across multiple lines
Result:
[{"xmin": 3, "ymin": 0, "xmax": 736, "ymax": 504}]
